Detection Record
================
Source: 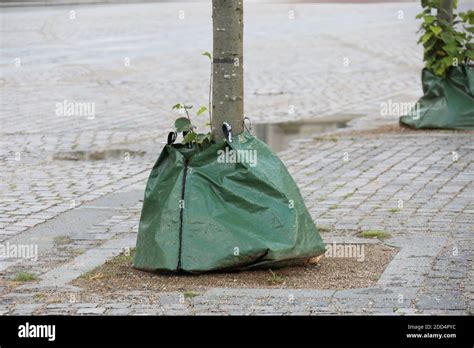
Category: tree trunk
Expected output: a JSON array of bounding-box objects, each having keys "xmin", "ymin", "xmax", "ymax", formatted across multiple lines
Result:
[
  {"xmin": 437, "ymin": 0, "xmax": 454, "ymax": 25},
  {"xmin": 211, "ymin": 0, "xmax": 244, "ymax": 140}
]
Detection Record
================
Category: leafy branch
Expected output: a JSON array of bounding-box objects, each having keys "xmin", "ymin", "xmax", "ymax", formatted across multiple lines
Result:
[
  {"xmin": 172, "ymin": 104, "xmax": 211, "ymax": 145},
  {"xmin": 417, "ymin": 1, "xmax": 473, "ymax": 77},
  {"xmin": 170, "ymin": 52, "xmax": 214, "ymax": 147}
]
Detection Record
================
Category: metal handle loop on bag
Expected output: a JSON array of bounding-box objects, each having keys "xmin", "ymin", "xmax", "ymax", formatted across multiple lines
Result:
[
  {"xmin": 167, "ymin": 131, "xmax": 177, "ymax": 145},
  {"xmin": 222, "ymin": 122, "xmax": 232, "ymax": 143},
  {"xmin": 244, "ymin": 116, "xmax": 252, "ymax": 133}
]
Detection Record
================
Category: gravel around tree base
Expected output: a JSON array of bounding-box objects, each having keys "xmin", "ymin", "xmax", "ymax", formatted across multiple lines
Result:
[{"xmin": 73, "ymin": 244, "xmax": 397, "ymax": 293}]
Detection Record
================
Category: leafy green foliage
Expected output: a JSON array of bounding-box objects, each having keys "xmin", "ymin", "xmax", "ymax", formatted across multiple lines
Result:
[
  {"xmin": 195, "ymin": 133, "xmax": 209, "ymax": 143},
  {"xmin": 170, "ymin": 52, "xmax": 214, "ymax": 146},
  {"xmin": 183, "ymin": 131, "xmax": 197, "ymax": 143},
  {"xmin": 175, "ymin": 117, "xmax": 192, "ymax": 133},
  {"xmin": 197, "ymin": 106, "xmax": 207, "ymax": 116},
  {"xmin": 202, "ymin": 51, "xmax": 212, "ymax": 60},
  {"xmin": 417, "ymin": 2, "xmax": 473, "ymax": 77},
  {"xmin": 172, "ymin": 104, "xmax": 211, "ymax": 145}
]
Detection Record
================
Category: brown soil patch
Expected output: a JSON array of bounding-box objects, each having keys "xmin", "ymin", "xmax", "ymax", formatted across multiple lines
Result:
[{"xmin": 73, "ymin": 244, "xmax": 397, "ymax": 293}]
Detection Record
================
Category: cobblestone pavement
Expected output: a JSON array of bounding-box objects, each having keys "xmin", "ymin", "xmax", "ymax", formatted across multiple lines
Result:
[
  {"xmin": 1, "ymin": 130, "xmax": 473, "ymax": 315},
  {"xmin": 1, "ymin": 2, "xmax": 473, "ymax": 315},
  {"xmin": 0, "ymin": 1, "xmax": 426, "ymax": 242}
]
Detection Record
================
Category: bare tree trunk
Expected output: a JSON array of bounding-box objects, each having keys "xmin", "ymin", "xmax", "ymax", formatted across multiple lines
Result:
[
  {"xmin": 437, "ymin": 0, "xmax": 454, "ymax": 25},
  {"xmin": 211, "ymin": 0, "xmax": 244, "ymax": 140}
]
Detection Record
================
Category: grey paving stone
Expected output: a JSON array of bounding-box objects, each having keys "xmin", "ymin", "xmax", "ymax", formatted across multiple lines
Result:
[
  {"xmin": 77, "ymin": 307, "xmax": 106, "ymax": 315},
  {"xmin": 106, "ymin": 308, "xmax": 133, "ymax": 315}
]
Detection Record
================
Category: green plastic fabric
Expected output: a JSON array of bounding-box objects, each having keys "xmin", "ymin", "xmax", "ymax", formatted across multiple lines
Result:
[
  {"xmin": 133, "ymin": 131, "xmax": 325, "ymax": 273},
  {"xmin": 400, "ymin": 65, "xmax": 474, "ymax": 130}
]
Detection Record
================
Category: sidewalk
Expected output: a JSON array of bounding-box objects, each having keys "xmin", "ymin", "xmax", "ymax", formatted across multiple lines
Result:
[
  {"xmin": 0, "ymin": 2, "xmax": 472, "ymax": 315},
  {"xmin": 2, "ymin": 128, "xmax": 472, "ymax": 315}
]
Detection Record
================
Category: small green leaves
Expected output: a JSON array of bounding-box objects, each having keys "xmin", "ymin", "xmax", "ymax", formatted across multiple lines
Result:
[
  {"xmin": 417, "ymin": 3, "xmax": 473, "ymax": 77},
  {"xmin": 197, "ymin": 106, "xmax": 207, "ymax": 116},
  {"xmin": 420, "ymin": 32, "xmax": 433, "ymax": 44},
  {"xmin": 170, "ymin": 52, "xmax": 213, "ymax": 146},
  {"xmin": 443, "ymin": 43, "xmax": 459, "ymax": 54},
  {"xmin": 172, "ymin": 103, "xmax": 193, "ymax": 110},
  {"xmin": 423, "ymin": 15, "xmax": 435, "ymax": 24},
  {"xmin": 429, "ymin": 25, "xmax": 442, "ymax": 36},
  {"xmin": 196, "ymin": 133, "xmax": 211, "ymax": 144},
  {"xmin": 181, "ymin": 132, "xmax": 211, "ymax": 145},
  {"xmin": 175, "ymin": 117, "xmax": 192, "ymax": 133},
  {"xmin": 202, "ymin": 51, "xmax": 212, "ymax": 60},
  {"xmin": 465, "ymin": 10, "xmax": 474, "ymax": 24},
  {"xmin": 183, "ymin": 132, "xmax": 196, "ymax": 144},
  {"xmin": 195, "ymin": 133, "xmax": 207, "ymax": 143},
  {"xmin": 172, "ymin": 101, "xmax": 210, "ymax": 145}
]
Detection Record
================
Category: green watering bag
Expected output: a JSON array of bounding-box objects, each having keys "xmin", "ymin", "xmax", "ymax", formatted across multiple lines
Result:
[
  {"xmin": 400, "ymin": 65, "xmax": 474, "ymax": 130},
  {"xmin": 133, "ymin": 130, "xmax": 325, "ymax": 273}
]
